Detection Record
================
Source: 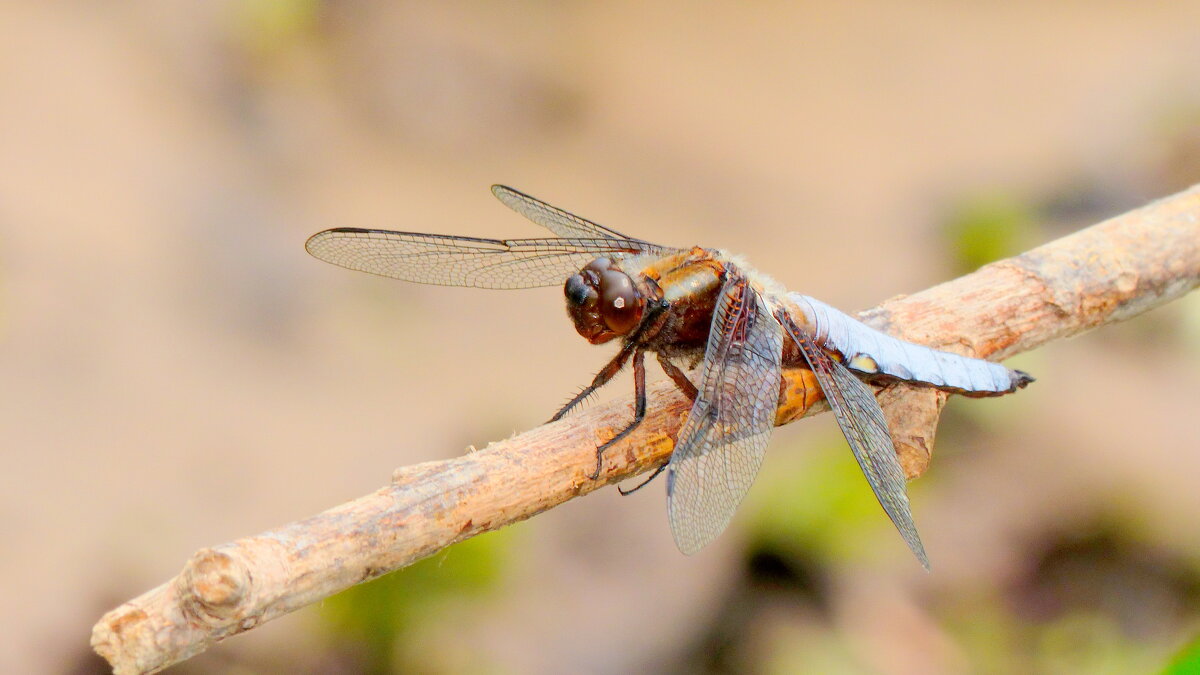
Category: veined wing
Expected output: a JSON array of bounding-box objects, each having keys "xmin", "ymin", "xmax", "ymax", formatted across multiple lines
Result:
[
  {"xmin": 306, "ymin": 228, "xmax": 670, "ymax": 290},
  {"xmin": 667, "ymin": 276, "xmax": 784, "ymax": 555},
  {"xmin": 492, "ymin": 185, "xmax": 650, "ymax": 242},
  {"xmin": 777, "ymin": 311, "xmax": 929, "ymax": 569}
]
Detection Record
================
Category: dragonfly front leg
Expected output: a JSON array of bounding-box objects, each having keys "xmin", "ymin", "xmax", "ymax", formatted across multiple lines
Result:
[
  {"xmin": 549, "ymin": 342, "xmax": 636, "ymax": 423},
  {"xmin": 588, "ymin": 348, "xmax": 647, "ymax": 480}
]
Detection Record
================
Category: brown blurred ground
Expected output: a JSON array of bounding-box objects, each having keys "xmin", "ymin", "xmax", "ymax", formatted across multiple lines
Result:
[{"xmin": 1, "ymin": 2, "xmax": 1199, "ymax": 673}]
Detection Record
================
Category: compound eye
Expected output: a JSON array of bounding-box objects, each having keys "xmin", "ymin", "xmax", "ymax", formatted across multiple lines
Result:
[
  {"xmin": 599, "ymin": 270, "xmax": 640, "ymax": 334},
  {"xmin": 583, "ymin": 257, "xmax": 612, "ymax": 276},
  {"xmin": 564, "ymin": 274, "xmax": 596, "ymax": 307}
]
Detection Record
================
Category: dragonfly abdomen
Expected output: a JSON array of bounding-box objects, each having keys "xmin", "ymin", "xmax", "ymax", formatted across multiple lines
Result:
[{"xmin": 785, "ymin": 294, "xmax": 1032, "ymax": 396}]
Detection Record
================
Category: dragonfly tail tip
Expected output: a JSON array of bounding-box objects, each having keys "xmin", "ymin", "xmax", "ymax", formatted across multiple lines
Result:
[{"xmin": 1013, "ymin": 369, "xmax": 1036, "ymax": 388}]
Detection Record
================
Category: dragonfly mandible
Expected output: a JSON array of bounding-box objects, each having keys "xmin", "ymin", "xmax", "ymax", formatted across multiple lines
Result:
[{"xmin": 306, "ymin": 186, "xmax": 1034, "ymax": 568}]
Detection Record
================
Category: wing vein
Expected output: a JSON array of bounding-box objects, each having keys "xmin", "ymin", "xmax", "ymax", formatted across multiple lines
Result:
[{"xmin": 777, "ymin": 310, "xmax": 929, "ymax": 569}]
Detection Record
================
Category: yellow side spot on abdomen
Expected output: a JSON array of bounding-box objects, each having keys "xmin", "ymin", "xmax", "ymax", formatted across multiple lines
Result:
[{"xmin": 848, "ymin": 354, "xmax": 879, "ymax": 373}]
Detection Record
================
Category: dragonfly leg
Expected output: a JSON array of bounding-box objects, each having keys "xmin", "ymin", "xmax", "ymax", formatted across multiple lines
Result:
[
  {"xmin": 657, "ymin": 353, "xmax": 698, "ymax": 401},
  {"xmin": 549, "ymin": 342, "xmax": 636, "ymax": 422},
  {"xmin": 589, "ymin": 348, "xmax": 647, "ymax": 480},
  {"xmin": 617, "ymin": 353, "xmax": 693, "ymax": 492},
  {"xmin": 618, "ymin": 463, "xmax": 666, "ymax": 495}
]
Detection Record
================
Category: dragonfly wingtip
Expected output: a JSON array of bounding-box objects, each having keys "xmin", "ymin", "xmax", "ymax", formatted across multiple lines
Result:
[
  {"xmin": 904, "ymin": 530, "xmax": 931, "ymax": 571},
  {"xmin": 907, "ymin": 540, "xmax": 931, "ymax": 571}
]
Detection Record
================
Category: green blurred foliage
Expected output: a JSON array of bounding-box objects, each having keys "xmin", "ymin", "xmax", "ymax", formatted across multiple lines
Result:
[
  {"xmin": 1035, "ymin": 613, "xmax": 1158, "ymax": 674},
  {"xmin": 940, "ymin": 518, "xmax": 1200, "ymax": 673},
  {"xmin": 943, "ymin": 590, "xmax": 1026, "ymax": 671},
  {"xmin": 1164, "ymin": 634, "xmax": 1200, "ymax": 674},
  {"xmin": 944, "ymin": 606, "xmax": 1162, "ymax": 674},
  {"xmin": 231, "ymin": 0, "xmax": 321, "ymax": 54},
  {"xmin": 760, "ymin": 622, "xmax": 870, "ymax": 675},
  {"xmin": 320, "ymin": 529, "xmax": 511, "ymax": 674},
  {"xmin": 745, "ymin": 432, "xmax": 916, "ymax": 566},
  {"xmin": 942, "ymin": 194, "xmax": 1039, "ymax": 275}
]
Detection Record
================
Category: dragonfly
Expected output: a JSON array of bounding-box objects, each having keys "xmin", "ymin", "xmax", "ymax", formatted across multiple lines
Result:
[{"xmin": 306, "ymin": 185, "xmax": 1034, "ymax": 567}]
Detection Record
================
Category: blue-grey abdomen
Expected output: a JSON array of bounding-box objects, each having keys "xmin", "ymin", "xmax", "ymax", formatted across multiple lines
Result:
[{"xmin": 785, "ymin": 294, "xmax": 1031, "ymax": 396}]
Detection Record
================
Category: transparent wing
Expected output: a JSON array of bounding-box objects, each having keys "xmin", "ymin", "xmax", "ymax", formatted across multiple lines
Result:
[
  {"xmin": 778, "ymin": 312, "xmax": 929, "ymax": 569},
  {"xmin": 492, "ymin": 185, "xmax": 647, "ymax": 241},
  {"xmin": 666, "ymin": 278, "xmax": 784, "ymax": 555},
  {"xmin": 306, "ymin": 228, "xmax": 669, "ymax": 290}
]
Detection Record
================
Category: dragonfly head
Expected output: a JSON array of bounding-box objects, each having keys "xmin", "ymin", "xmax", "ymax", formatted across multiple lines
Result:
[{"xmin": 564, "ymin": 257, "xmax": 646, "ymax": 344}]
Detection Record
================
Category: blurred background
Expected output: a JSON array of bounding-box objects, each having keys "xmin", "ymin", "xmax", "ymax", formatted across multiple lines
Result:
[{"xmin": 3, "ymin": 1, "xmax": 1199, "ymax": 673}]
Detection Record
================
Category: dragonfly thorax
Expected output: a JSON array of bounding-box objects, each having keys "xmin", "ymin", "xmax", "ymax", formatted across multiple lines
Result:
[{"xmin": 564, "ymin": 257, "xmax": 647, "ymax": 344}]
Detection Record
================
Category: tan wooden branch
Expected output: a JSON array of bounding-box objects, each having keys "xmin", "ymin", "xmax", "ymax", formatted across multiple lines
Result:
[{"xmin": 93, "ymin": 185, "xmax": 1200, "ymax": 674}]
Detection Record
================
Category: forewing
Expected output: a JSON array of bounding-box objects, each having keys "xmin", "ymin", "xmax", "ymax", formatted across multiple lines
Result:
[
  {"xmin": 666, "ymin": 279, "xmax": 783, "ymax": 555},
  {"xmin": 306, "ymin": 228, "xmax": 664, "ymax": 289},
  {"xmin": 492, "ymin": 185, "xmax": 651, "ymax": 242},
  {"xmin": 779, "ymin": 315, "xmax": 929, "ymax": 569}
]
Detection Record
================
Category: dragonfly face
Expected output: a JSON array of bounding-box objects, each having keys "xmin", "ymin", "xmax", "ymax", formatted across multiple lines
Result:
[
  {"xmin": 306, "ymin": 185, "xmax": 1033, "ymax": 568},
  {"xmin": 563, "ymin": 257, "xmax": 651, "ymax": 344}
]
